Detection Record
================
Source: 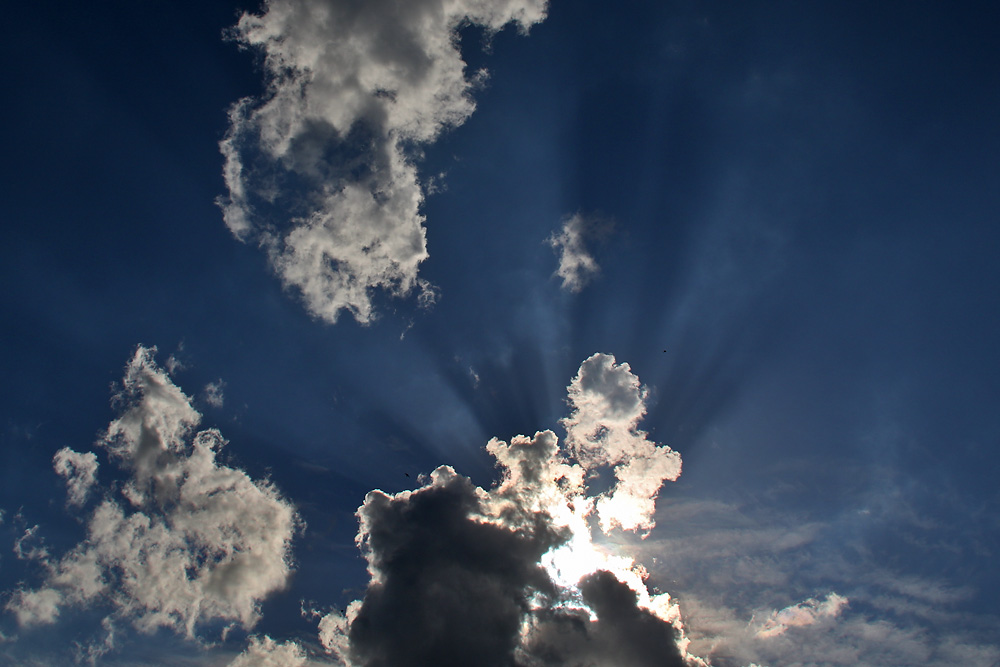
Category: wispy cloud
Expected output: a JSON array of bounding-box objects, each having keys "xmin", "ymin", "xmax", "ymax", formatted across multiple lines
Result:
[
  {"xmin": 5, "ymin": 346, "xmax": 300, "ymax": 646},
  {"xmin": 547, "ymin": 213, "xmax": 608, "ymax": 293},
  {"xmin": 203, "ymin": 379, "xmax": 226, "ymax": 408},
  {"xmin": 218, "ymin": 0, "xmax": 548, "ymax": 324},
  {"xmin": 52, "ymin": 448, "xmax": 98, "ymax": 507},
  {"xmin": 752, "ymin": 593, "xmax": 848, "ymax": 638}
]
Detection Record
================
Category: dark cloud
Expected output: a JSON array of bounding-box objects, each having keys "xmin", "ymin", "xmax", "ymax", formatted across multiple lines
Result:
[
  {"xmin": 525, "ymin": 570, "xmax": 687, "ymax": 667},
  {"xmin": 347, "ymin": 467, "xmax": 563, "ymax": 667}
]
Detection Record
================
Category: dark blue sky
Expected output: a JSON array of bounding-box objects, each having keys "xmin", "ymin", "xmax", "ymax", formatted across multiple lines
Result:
[{"xmin": 2, "ymin": 1, "xmax": 999, "ymax": 664}]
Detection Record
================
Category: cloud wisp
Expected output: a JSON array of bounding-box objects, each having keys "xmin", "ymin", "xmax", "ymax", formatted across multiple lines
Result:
[
  {"xmin": 5, "ymin": 347, "xmax": 300, "ymax": 650},
  {"xmin": 218, "ymin": 0, "xmax": 548, "ymax": 324},
  {"xmin": 753, "ymin": 593, "xmax": 849, "ymax": 639},
  {"xmin": 547, "ymin": 213, "xmax": 608, "ymax": 293},
  {"xmin": 317, "ymin": 353, "xmax": 705, "ymax": 666}
]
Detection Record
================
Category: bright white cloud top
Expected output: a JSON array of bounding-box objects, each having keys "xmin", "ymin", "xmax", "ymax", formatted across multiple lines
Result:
[
  {"xmin": 218, "ymin": 0, "xmax": 549, "ymax": 324},
  {"xmin": 5, "ymin": 347, "xmax": 299, "ymax": 646}
]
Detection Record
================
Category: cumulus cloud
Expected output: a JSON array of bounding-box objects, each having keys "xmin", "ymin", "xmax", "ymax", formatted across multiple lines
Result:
[
  {"xmin": 563, "ymin": 353, "xmax": 683, "ymax": 533},
  {"xmin": 547, "ymin": 213, "xmax": 608, "ymax": 292},
  {"xmin": 229, "ymin": 635, "xmax": 309, "ymax": 667},
  {"xmin": 5, "ymin": 346, "xmax": 300, "ymax": 644},
  {"xmin": 218, "ymin": 0, "xmax": 548, "ymax": 323},
  {"xmin": 318, "ymin": 353, "xmax": 705, "ymax": 666}
]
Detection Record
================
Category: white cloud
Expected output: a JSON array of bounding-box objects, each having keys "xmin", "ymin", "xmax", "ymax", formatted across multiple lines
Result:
[
  {"xmin": 52, "ymin": 447, "xmax": 98, "ymax": 507},
  {"xmin": 228, "ymin": 636, "xmax": 309, "ymax": 667},
  {"xmin": 562, "ymin": 353, "xmax": 683, "ymax": 533},
  {"xmin": 218, "ymin": 0, "xmax": 548, "ymax": 324},
  {"xmin": 753, "ymin": 593, "xmax": 849, "ymax": 638},
  {"xmin": 547, "ymin": 213, "xmax": 605, "ymax": 292},
  {"xmin": 5, "ymin": 346, "xmax": 300, "ymax": 645}
]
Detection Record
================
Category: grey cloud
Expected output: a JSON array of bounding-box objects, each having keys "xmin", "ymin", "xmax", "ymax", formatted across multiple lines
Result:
[
  {"xmin": 523, "ymin": 571, "xmax": 687, "ymax": 667},
  {"xmin": 218, "ymin": 0, "xmax": 548, "ymax": 324},
  {"xmin": 347, "ymin": 466, "xmax": 562, "ymax": 667}
]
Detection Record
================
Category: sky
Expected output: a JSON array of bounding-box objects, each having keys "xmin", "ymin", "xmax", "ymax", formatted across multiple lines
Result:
[{"xmin": 2, "ymin": 0, "xmax": 999, "ymax": 664}]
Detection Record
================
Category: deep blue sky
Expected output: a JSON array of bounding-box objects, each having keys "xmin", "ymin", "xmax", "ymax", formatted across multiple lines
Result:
[{"xmin": 2, "ymin": 1, "xmax": 999, "ymax": 664}]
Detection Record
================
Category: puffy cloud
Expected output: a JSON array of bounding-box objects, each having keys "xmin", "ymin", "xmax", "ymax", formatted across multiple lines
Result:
[
  {"xmin": 229, "ymin": 635, "xmax": 309, "ymax": 667},
  {"xmin": 319, "ymin": 353, "xmax": 705, "ymax": 666},
  {"xmin": 547, "ymin": 213, "xmax": 607, "ymax": 293},
  {"xmin": 52, "ymin": 447, "xmax": 98, "ymax": 507},
  {"xmin": 218, "ymin": 0, "xmax": 548, "ymax": 323},
  {"xmin": 5, "ymin": 346, "xmax": 300, "ymax": 644},
  {"xmin": 754, "ymin": 593, "xmax": 849, "ymax": 639},
  {"xmin": 344, "ymin": 466, "xmax": 562, "ymax": 666},
  {"xmin": 521, "ymin": 570, "xmax": 687, "ymax": 667},
  {"xmin": 563, "ymin": 353, "xmax": 683, "ymax": 533}
]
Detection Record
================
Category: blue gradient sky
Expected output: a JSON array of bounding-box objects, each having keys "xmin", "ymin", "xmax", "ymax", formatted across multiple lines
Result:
[{"xmin": 2, "ymin": 1, "xmax": 999, "ymax": 664}]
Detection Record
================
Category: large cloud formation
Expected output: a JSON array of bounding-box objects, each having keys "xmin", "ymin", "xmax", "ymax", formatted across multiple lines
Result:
[
  {"xmin": 318, "ymin": 353, "xmax": 705, "ymax": 666},
  {"xmin": 218, "ymin": 0, "xmax": 548, "ymax": 323},
  {"xmin": 5, "ymin": 346, "xmax": 299, "ymax": 646}
]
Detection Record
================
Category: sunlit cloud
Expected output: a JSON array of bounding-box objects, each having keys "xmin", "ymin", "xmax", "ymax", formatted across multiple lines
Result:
[
  {"xmin": 316, "ymin": 353, "xmax": 706, "ymax": 666},
  {"xmin": 753, "ymin": 593, "xmax": 848, "ymax": 638},
  {"xmin": 218, "ymin": 0, "xmax": 548, "ymax": 324},
  {"xmin": 228, "ymin": 635, "xmax": 309, "ymax": 667},
  {"xmin": 5, "ymin": 346, "xmax": 300, "ymax": 645}
]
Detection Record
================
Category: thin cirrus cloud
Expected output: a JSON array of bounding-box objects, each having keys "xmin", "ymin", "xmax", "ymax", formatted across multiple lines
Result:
[
  {"xmin": 316, "ymin": 353, "xmax": 706, "ymax": 666},
  {"xmin": 5, "ymin": 347, "xmax": 299, "ymax": 651},
  {"xmin": 218, "ymin": 0, "xmax": 549, "ymax": 324}
]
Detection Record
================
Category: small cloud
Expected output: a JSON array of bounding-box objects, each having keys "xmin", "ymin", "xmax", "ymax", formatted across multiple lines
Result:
[
  {"xmin": 52, "ymin": 447, "xmax": 98, "ymax": 507},
  {"xmin": 547, "ymin": 213, "xmax": 611, "ymax": 293},
  {"xmin": 203, "ymin": 379, "xmax": 226, "ymax": 408},
  {"xmin": 12, "ymin": 525, "xmax": 49, "ymax": 563},
  {"xmin": 228, "ymin": 635, "xmax": 308, "ymax": 667},
  {"xmin": 164, "ymin": 341, "xmax": 187, "ymax": 375},
  {"xmin": 754, "ymin": 593, "xmax": 849, "ymax": 638}
]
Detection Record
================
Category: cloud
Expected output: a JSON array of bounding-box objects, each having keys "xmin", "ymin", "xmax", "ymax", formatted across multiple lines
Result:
[
  {"xmin": 52, "ymin": 447, "xmax": 98, "ymax": 507},
  {"xmin": 753, "ymin": 593, "xmax": 849, "ymax": 638},
  {"xmin": 203, "ymin": 379, "xmax": 226, "ymax": 408},
  {"xmin": 5, "ymin": 346, "xmax": 300, "ymax": 645},
  {"xmin": 228, "ymin": 635, "xmax": 309, "ymax": 667},
  {"xmin": 218, "ymin": 0, "xmax": 548, "ymax": 324},
  {"xmin": 318, "ymin": 353, "xmax": 705, "ymax": 666},
  {"xmin": 563, "ymin": 353, "xmax": 683, "ymax": 533},
  {"xmin": 547, "ymin": 213, "xmax": 608, "ymax": 293}
]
